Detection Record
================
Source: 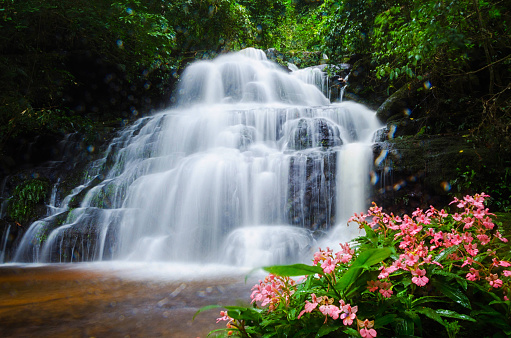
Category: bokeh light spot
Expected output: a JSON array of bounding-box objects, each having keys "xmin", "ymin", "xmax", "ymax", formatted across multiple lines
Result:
[
  {"xmin": 374, "ymin": 149, "xmax": 388, "ymax": 166},
  {"xmin": 441, "ymin": 181, "xmax": 451, "ymax": 191},
  {"xmin": 387, "ymin": 124, "xmax": 397, "ymax": 139}
]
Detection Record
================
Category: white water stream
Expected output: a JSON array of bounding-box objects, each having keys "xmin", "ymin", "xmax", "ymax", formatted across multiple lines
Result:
[{"xmin": 12, "ymin": 48, "xmax": 382, "ymax": 267}]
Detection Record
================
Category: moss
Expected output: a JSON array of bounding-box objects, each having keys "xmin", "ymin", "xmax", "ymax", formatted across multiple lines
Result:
[{"xmin": 7, "ymin": 179, "xmax": 50, "ymax": 224}]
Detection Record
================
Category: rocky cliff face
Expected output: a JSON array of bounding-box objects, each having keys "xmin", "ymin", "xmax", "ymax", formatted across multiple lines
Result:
[{"xmin": 371, "ymin": 133, "xmax": 493, "ymax": 215}]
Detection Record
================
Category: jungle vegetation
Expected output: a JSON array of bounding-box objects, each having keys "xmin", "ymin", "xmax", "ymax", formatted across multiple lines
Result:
[{"xmin": 0, "ymin": 0, "xmax": 510, "ymax": 208}]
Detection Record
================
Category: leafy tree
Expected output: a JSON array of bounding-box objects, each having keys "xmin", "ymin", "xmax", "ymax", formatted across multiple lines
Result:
[{"xmin": 237, "ymin": 0, "xmax": 287, "ymax": 47}]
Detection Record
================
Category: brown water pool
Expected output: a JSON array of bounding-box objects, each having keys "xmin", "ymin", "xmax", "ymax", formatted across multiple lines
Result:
[{"xmin": 0, "ymin": 264, "xmax": 256, "ymax": 337}]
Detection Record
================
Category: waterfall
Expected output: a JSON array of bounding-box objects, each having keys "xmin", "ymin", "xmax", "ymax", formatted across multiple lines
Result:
[
  {"xmin": 12, "ymin": 48, "xmax": 382, "ymax": 266},
  {"xmin": 0, "ymin": 224, "xmax": 10, "ymax": 263}
]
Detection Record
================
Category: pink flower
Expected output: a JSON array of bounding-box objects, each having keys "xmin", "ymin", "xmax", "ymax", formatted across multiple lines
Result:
[
  {"xmin": 473, "ymin": 208, "xmax": 486, "ymax": 219},
  {"xmin": 411, "ymin": 268, "xmax": 429, "ymax": 287},
  {"xmin": 462, "ymin": 232, "xmax": 474, "ymax": 243},
  {"xmin": 402, "ymin": 253, "xmax": 419, "ymax": 267},
  {"xmin": 321, "ymin": 257, "xmax": 338, "ymax": 274},
  {"xmin": 392, "ymin": 259, "xmax": 406, "ymax": 270},
  {"xmin": 379, "ymin": 288, "xmax": 393, "ymax": 298},
  {"xmin": 461, "ymin": 256, "xmax": 474, "ymax": 268},
  {"xmin": 422, "ymin": 255, "xmax": 444, "ymax": 268},
  {"xmin": 367, "ymin": 280, "xmax": 381, "ymax": 292},
  {"xmin": 416, "ymin": 214, "xmax": 430, "ymax": 225},
  {"xmin": 340, "ymin": 303, "xmax": 358, "ymax": 325},
  {"xmin": 429, "ymin": 231, "xmax": 444, "ymax": 248},
  {"xmin": 486, "ymin": 274, "xmax": 503, "ymax": 288},
  {"xmin": 452, "ymin": 213, "xmax": 463, "ymax": 221},
  {"xmin": 376, "ymin": 281, "xmax": 393, "ymax": 298},
  {"xmin": 439, "ymin": 209, "xmax": 448, "ymax": 218},
  {"xmin": 477, "ymin": 234, "xmax": 490, "ymax": 245},
  {"xmin": 216, "ymin": 311, "xmax": 232, "ymax": 323},
  {"xmin": 464, "ymin": 243, "xmax": 479, "ymax": 257},
  {"xmin": 319, "ymin": 304, "xmax": 342, "ymax": 320},
  {"xmin": 463, "ymin": 217, "xmax": 475, "ymax": 230},
  {"xmin": 297, "ymin": 294, "xmax": 320, "ymax": 319},
  {"xmin": 358, "ymin": 319, "xmax": 377, "ymax": 338},
  {"xmin": 495, "ymin": 231, "xmax": 509, "ymax": 243},
  {"xmin": 483, "ymin": 217, "xmax": 495, "ymax": 230},
  {"xmin": 503, "ymin": 270, "xmax": 511, "ymax": 277},
  {"xmin": 447, "ymin": 231, "xmax": 463, "ymax": 246},
  {"xmin": 360, "ymin": 328, "xmax": 377, "ymax": 338},
  {"xmin": 378, "ymin": 265, "xmax": 397, "ymax": 279},
  {"xmin": 466, "ymin": 268, "xmax": 480, "ymax": 281}
]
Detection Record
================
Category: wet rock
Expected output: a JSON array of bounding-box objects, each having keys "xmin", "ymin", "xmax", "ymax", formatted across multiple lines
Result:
[{"xmin": 372, "ymin": 135, "xmax": 492, "ymax": 214}]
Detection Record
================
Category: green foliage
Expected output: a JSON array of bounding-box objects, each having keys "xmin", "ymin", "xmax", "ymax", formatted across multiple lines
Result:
[
  {"xmin": 237, "ymin": 0, "xmax": 287, "ymax": 48},
  {"xmin": 169, "ymin": 0, "xmax": 255, "ymax": 53},
  {"xmin": 320, "ymin": 0, "xmax": 386, "ymax": 58},
  {"xmin": 7, "ymin": 179, "xmax": 49, "ymax": 224},
  {"xmin": 275, "ymin": 2, "xmax": 324, "ymax": 52},
  {"xmin": 370, "ymin": 0, "xmax": 511, "ymax": 88},
  {"xmin": 372, "ymin": 1, "xmax": 473, "ymax": 82},
  {"xmin": 453, "ymin": 165, "xmax": 511, "ymax": 212}
]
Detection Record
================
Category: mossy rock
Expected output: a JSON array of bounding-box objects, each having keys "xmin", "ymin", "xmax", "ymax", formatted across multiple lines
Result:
[{"xmin": 7, "ymin": 178, "xmax": 50, "ymax": 225}]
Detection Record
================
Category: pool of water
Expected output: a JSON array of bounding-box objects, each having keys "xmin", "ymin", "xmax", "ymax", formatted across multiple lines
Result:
[{"xmin": 0, "ymin": 263, "xmax": 259, "ymax": 337}]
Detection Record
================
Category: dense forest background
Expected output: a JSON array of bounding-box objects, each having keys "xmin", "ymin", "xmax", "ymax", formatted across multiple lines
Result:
[{"xmin": 0, "ymin": 0, "xmax": 510, "ymax": 225}]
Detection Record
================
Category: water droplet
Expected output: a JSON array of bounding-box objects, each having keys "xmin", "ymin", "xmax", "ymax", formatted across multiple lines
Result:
[
  {"xmin": 423, "ymin": 80, "xmax": 431, "ymax": 89},
  {"xmin": 116, "ymin": 39, "xmax": 123, "ymax": 48}
]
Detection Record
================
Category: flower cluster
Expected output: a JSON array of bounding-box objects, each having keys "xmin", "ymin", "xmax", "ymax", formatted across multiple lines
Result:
[
  {"xmin": 349, "ymin": 192, "xmax": 511, "ymax": 297},
  {"xmin": 367, "ymin": 280, "xmax": 393, "ymax": 298},
  {"xmin": 250, "ymin": 273, "xmax": 297, "ymax": 311},
  {"xmin": 296, "ymin": 293, "xmax": 375, "ymax": 336},
  {"xmin": 313, "ymin": 242, "xmax": 355, "ymax": 275}
]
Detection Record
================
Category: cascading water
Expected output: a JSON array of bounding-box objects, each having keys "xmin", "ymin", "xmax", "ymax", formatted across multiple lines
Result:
[{"xmin": 12, "ymin": 48, "xmax": 382, "ymax": 267}]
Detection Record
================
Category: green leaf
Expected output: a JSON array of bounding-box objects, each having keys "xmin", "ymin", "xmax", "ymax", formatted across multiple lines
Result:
[
  {"xmin": 431, "ymin": 269, "xmax": 467, "ymax": 290},
  {"xmin": 193, "ymin": 304, "xmax": 221, "ymax": 320},
  {"xmin": 415, "ymin": 307, "xmax": 445, "ymax": 325},
  {"xmin": 433, "ymin": 245, "xmax": 458, "ymax": 263},
  {"xmin": 351, "ymin": 247, "xmax": 394, "ymax": 269},
  {"xmin": 263, "ymin": 263, "xmax": 323, "ymax": 277},
  {"xmin": 316, "ymin": 322, "xmax": 343, "ymax": 337},
  {"xmin": 432, "ymin": 279, "xmax": 471, "ymax": 309},
  {"xmin": 225, "ymin": 306, "xmax": 262, "ymax": 321},
  {"xmin": 341, "ymin": 327, "xmax": 360, "ymax": 336},
  {"xmin": 364, "ymin": 224, "xmax": 377, "ymax": 241},
  {"xmin": 335, "ymin": 247, "xmax": 393, "ymax": 293},
  {"xmin": 375, "ymin": 314, "xmax": 398, "ymax": 328},
  {"xmin": 394, "ymin": 317, "xmax": 415, "ymax": 336},
  {"xmin": 435, "ymin": 309, "xmax": 476, "ymax": 322},
  {"xmin": 412, "ymin": 296, "xmax": 446, "ymax": 307}
]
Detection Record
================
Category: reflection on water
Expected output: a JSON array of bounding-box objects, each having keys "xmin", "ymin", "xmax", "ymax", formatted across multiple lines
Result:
[{"xmin": 0, "ymin": 263, "xmax": 260, "ymax": 337}]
